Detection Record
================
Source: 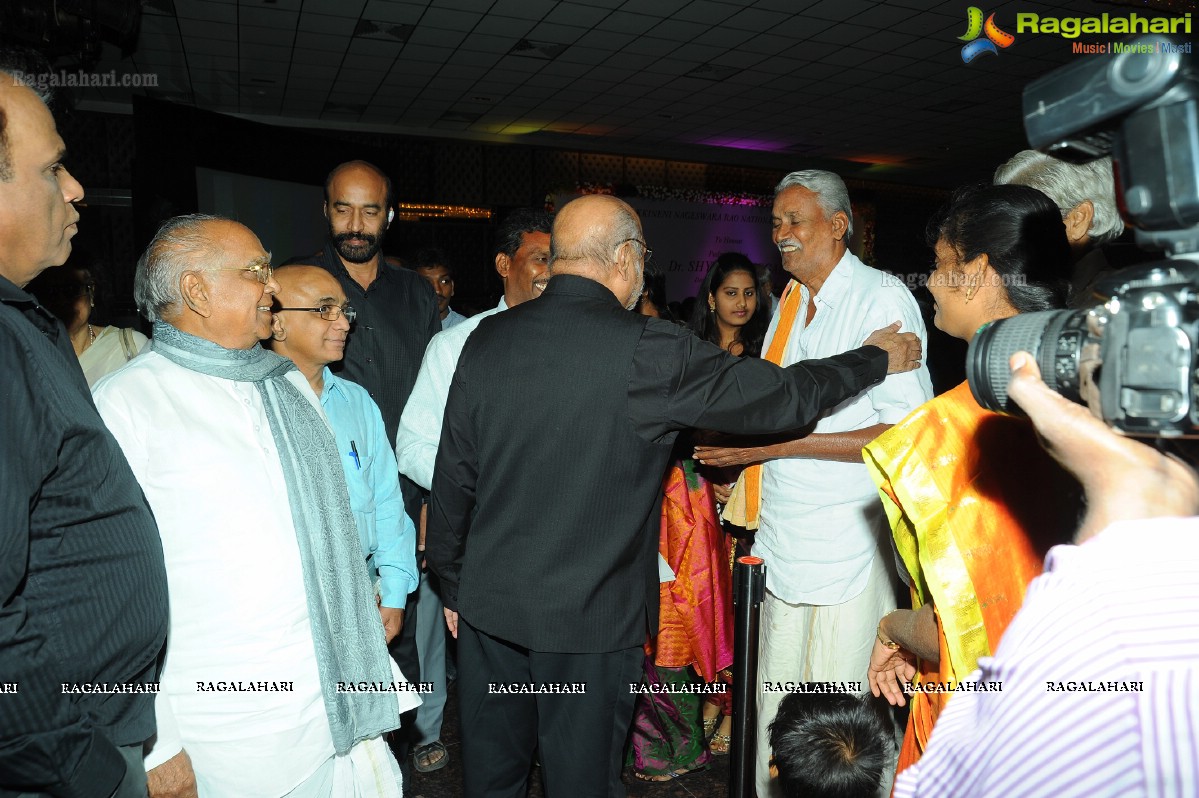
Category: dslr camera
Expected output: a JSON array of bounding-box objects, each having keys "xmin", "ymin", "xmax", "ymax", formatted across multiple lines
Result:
[{"xmin": 967, "ymin": 35, "xmax": 1199, "ymax": 437}]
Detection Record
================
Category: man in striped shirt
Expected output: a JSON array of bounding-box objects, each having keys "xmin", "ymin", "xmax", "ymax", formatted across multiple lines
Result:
[
  {"xmin": 894, "ymin": 350, "xmax": 1199, "ymax": 798},
  {"xmin": 0, "ymin": 51, "xmax": 169, "ymax": 797}
]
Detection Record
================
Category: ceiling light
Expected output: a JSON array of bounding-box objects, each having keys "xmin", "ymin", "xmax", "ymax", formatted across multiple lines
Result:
[
  {"xmin": 508, "ymin": 39, "xmax": 567, "ymax": 60},
  {"xmin": 354, "ymin": 19, "xmax": 414, "ymax": 43},
  {"xmin": 686, "ymin": 64, "xmax": 740, "ymax": 81},
  {"xmin": 440, "ymin": 110, "xmax": 483, "ymax": 123}
]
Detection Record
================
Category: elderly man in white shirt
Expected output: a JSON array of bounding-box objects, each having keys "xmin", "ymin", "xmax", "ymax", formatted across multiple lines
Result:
[
  {"xmin": 94, "ymin": 215, "xmax": 418, "ymax": 798},
  {"xmin": 394, "ymin": 208, "xmax": 551, "ymax": 774},
  {"xmin": 695, "ymin": 170, "xmax": 932, "ymax": 798}
]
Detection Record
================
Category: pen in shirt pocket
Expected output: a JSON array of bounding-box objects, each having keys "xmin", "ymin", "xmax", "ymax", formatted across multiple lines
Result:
[{"xmin": 349, "ymin": 440, "xmax": 361, "ymax": 470}]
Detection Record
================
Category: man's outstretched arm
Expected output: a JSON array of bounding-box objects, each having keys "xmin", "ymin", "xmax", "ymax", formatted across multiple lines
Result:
[{"xmin": 645, "ymin": 320, "xmax": 919, "ymax": 439}]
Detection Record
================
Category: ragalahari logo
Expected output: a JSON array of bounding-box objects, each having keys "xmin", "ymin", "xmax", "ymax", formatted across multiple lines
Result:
[{"xmin": 959, "ymin": 7, "xmax": 1015, "ymax": 63}]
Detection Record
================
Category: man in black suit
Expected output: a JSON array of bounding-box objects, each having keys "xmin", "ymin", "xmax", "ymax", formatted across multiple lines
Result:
[{"xmin": 426, "ymin": 194, "xmax": 921, "ymax": 798}]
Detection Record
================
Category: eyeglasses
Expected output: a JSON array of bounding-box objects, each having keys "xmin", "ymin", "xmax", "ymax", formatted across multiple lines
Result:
[
  {"xmin": 617, "ymin": 238, "xmax": 653, "ymax": 265},
  {"xmin": 276, "ymin": 304, "xmax": 357, "ymax": 323},
  {"xmin": 209, "ymin": 261, "xmax": 274, "ymax": 285}
]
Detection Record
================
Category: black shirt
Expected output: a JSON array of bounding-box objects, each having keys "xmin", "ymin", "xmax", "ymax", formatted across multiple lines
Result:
[
  {"xmin": 310, "ymin": 244, "xmax": 441, "ymax": 446},
  {"xmin": 0, "ymin": 275, "xmax": 169, "ymax": 798},
  {"xmin": 428, "ymin": 274, "xmax": 887, "ymax": 653}
]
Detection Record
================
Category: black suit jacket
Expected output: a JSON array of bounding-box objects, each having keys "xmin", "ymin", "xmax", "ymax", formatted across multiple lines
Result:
[{"xmin": 427, "ymin": 274, "xmax": 886, "ymax": 653}]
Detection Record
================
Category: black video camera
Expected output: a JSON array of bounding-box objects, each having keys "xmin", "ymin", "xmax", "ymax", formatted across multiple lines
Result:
[{"xmin": 967, "ymin": 35, "xmax": 1199, "ymax": 437}]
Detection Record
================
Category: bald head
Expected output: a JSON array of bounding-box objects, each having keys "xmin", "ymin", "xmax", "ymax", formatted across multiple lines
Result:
[
  {"xmin": 551, "ymin": 195, "xmax": 640, "ymax": 268},
  {"xmin": 269, "ymin": 264, "xmax": 351, "ymax": 381},
  {"xmin": 324, "ymin": 160, "xmax": 392, "ymax": 266},
  {"xmin": 273, "ymin": 263, "xmax": 341, "ymax": 305},
  {"xmin": 0, "ymin": 49, "xmax": 52, "ymax": 182},
  {"xmin": 324, "ymin": 160, "xmax": 391, "ymax": 205},
  {"xmin": 550, "ymin": 195, "xmax": 647, "ymax": 310},
  {"xmin": 0, "ymin": 65, "xmax": 85, "ymax": 286}
]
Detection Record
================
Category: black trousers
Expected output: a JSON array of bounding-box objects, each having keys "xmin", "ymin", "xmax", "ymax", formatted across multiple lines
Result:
[{"xmin": 457, "ymin": 620, "xmax": 642, "ymax": 798}]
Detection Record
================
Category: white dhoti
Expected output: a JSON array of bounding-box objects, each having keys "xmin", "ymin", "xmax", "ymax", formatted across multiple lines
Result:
[
  {"xmin": 283, "ymin": 736, "xmax": 403, "ymax": 798},
  {"xmin": 754, "ymin": 551, "xmax": 898, "ymax": 798}
]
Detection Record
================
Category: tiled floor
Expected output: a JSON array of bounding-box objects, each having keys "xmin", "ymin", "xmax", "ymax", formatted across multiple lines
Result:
[{"xmin": 409, "ymin": 682, "xmax": 732, "ymax": 798}]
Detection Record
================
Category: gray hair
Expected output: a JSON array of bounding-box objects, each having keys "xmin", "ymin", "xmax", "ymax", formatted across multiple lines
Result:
[
  {"xmin": 993, "ymin": 150, "xmax": 1124, "ymax": 245},
  {"xmin": 549, "ymin": 200, "xmax": 642, "ymax": 274},
  {"xmin": 135, "ymin": 213, "xmax": 229, "ymax": 321},
  {"xmin": 775, "ymin": 170, "xmax": 854, "ymax": 238}
]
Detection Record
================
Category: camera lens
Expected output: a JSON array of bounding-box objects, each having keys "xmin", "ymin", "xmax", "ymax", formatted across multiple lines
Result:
[{"xmin": 967, "ymin": 309, "xmax": 1089, "ymax": 414}]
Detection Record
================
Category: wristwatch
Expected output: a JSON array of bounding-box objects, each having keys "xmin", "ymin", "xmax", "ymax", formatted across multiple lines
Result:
[{"xmin": 877, "ymin": 615, "xmax": 901, "ymax": 650}]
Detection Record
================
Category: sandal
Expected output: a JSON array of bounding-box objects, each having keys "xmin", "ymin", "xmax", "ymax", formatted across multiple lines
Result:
[
  {"xmin": 709, "ymin": 732, "xmax": 731, "ymax": 756},
  {"xmin": 633, "ymin": 765, "xmax": 708, "ymax": 782},
  {"xmin": 413, "ymin": 740, "xmax": 448, "ymax": 773}
]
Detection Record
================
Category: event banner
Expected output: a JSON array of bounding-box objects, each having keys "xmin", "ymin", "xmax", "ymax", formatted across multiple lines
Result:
[{"xmin": 626, "ymin": 198, "xmax": 780, "ymax": 302}]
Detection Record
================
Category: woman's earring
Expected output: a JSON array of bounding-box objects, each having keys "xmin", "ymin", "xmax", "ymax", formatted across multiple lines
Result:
[{"xmin": 965, "ymin": 268, "xmax": 985, "ymax": 302}]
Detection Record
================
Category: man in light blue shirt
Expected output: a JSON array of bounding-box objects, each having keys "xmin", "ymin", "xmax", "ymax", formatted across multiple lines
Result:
[
  {"xmin": 270, "ymin": 264, "xmax": 419, "ymax": 642},
  {"xmin": 395, "ymin": 208, "xmax": 552, "ymax": 773}
]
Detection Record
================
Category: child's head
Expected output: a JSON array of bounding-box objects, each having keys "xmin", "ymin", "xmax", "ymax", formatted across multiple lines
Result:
[{"xmin": 768, "ymin": 692, "xmax": 893, "ymax": 798}]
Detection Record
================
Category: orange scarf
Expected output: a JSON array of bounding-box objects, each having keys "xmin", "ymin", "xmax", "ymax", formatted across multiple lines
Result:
[{"xmin": 737, "ymin": 280, "xmax": 803, "ymax": 527}]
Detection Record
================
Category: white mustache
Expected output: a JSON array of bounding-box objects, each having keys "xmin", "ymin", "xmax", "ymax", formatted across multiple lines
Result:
[{"xmin": 777, "ymin": 238, "xmax": 801, "ymax": 251}]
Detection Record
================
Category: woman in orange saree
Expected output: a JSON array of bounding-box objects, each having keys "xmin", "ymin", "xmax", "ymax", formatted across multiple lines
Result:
[
  {"xmin": 863, "ymin": 184, "xmax": 1080, "ymax": 777},
  {"xmin": 627, "ymin": 458, "xmax": 734, "ymax": 781}
]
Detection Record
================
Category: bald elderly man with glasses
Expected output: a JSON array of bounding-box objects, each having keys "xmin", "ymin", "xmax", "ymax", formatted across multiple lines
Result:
[
  {"xmin": 427, "ymin": 195, "xmax": 923, "ymax": 798},
  {"xmin": 94, "ymin": 215, "xmax": 418, "ymax": 797},
  {"xmin": 269, "ymin": 263, "xmax": 419, "ymax": 647}
]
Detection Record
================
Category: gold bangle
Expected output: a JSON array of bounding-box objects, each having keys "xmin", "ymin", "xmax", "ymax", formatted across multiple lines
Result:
[{"xmin": 877, "ymin": 617, "xmax": 900, "ymax": 650}]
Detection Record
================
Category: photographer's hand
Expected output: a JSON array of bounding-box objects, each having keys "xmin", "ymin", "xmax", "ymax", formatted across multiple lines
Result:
[{"xmin": 1007, "ymin": 351, "xmax": 1199, "ymax": 541}]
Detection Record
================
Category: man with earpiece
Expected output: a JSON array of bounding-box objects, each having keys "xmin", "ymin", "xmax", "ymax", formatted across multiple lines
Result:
[{"xmin": 302, "ymin": 159, "xmax": 441, "ymax": 792}]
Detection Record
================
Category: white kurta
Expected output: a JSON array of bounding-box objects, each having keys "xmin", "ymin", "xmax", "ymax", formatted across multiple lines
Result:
[
  {"xmin": 754, "ymin": 250, "xmax": 934, "ymax": 605},
  {"xmin": 394, "ymin": 298, "xmax": 506, "ymax": 491},
  {"xmin": 94, "ymin": 350, "xmax": 418, "ymax": 797}
]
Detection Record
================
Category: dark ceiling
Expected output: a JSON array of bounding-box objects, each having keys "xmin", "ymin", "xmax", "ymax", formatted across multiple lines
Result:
[{"xmin": 66, "ymin": 0, "xmax": 1195, "ymax": 187}]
